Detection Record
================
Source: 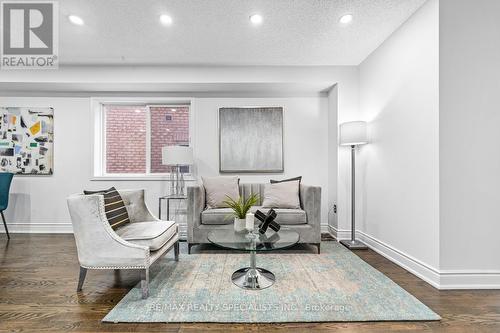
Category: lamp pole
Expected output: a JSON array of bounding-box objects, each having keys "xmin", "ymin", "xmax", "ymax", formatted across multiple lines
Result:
[{"xmin": 340, "ymin": 144, "xmax": 368, "ymax": 250}]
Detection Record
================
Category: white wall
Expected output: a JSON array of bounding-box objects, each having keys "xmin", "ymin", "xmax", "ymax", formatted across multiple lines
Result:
[
  {"xmin": 439, "ymin": 0, "xmax": 500, "ymax": 282},
  {"xmin": 354, "ymin": 0, "xmax": 440, "ymax": 283},
  {"xmin": 0, "ymin": 95, "xmax": 330, "ymax": 234}
]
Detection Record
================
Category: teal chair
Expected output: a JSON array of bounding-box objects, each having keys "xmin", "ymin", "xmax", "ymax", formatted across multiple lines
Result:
[{"xmin": 0, "ymin": 173, "xmax": 13, "ymax": 239}]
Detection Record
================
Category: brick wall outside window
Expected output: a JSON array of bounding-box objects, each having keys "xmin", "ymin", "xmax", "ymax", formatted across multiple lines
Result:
[
  {"xmin": 104, "ymin": 105, "xmax": 189, "ymax": 174},
  {"xmin": 150, "ymin": 106, "xmax": 190, "ymax": 173},
  {"xmin": 105, "ymin": 106, "xmax": 147, "ymax": 174}
]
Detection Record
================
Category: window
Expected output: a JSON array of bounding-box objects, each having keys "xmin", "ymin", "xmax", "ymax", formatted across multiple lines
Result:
[{"xmin": 96, "ymin": 102, "xmax": 191, "ymax": 177}]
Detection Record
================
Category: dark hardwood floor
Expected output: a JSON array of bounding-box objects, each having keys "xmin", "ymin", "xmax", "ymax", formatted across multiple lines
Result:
[{"xmin": 1, "ymin": 234, "xmax": 499, "ymax": 333}]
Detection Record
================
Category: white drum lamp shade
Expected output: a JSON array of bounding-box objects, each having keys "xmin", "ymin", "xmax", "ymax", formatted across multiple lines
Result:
[
  {"xmin": 339, "ymin": 121, "xmax": 368, "ymax": 146},
  {"xmin": 162, "ymin": 146, "xmax": 194, "ymax": 165}
]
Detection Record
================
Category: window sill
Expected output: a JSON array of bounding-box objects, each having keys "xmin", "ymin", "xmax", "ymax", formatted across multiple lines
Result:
[{"xmin": 91, "ymin": 175, "xmax": 197, "ymax": 181}]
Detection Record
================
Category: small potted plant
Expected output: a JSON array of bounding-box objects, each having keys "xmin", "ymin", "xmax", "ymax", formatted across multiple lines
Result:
[{"xmin": 223, "ymin": 194, "xmax": 260, "ymax": 232}]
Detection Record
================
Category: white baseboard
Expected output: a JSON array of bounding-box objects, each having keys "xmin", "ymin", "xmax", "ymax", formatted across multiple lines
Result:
[
  {"xmin": 331, "ymin": 228, "xmax": 500, "ymax": 290},
  {"xmin": 0, "ymin": 223, "xmax": 331, "ymax": 240},
  {"xmin": 0, "ymin": 223, "xmax": 73, "ymax": 233},
  {"xmin": 0, "ymin": 222, "xmax": 189, "ymax": 239},
  {"xmin": 355, "ymin": 230, "xmax": 441, "ymax": 289},
  {"xmin": 328, "ymin": 225, "xmax": 350, "ymax": 239},
  {"xmin": 320, "ymin": 223, "xmax": 331, "ymax": 234},
  {"xmin": 439, "ymin": 270, "xmax": 500, "ymax": 289}
]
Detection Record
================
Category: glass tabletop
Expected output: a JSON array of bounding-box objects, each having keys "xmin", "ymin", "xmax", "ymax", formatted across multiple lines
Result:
[{"xmin": 207, "ymin": 228, "xmax": 299, "ymax": 252}]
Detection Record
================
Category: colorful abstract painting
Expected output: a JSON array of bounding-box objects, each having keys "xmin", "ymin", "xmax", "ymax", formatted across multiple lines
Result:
[{"xmin": 0, "ymin": 107, "xmax": 54, "ymax": 175}]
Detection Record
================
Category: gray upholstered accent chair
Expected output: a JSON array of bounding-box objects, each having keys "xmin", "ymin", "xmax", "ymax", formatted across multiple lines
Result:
[
  {"xmin": 67, "ymin": 189, "xmax": 179, "ymax": 299},
  {"xmin": 187, "ymin": 183, "xmax": 321, "ymax": 254}
]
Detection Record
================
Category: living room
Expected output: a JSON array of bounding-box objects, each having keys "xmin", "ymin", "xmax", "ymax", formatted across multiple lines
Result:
[{"xmin": 1, "ymin": 0, "xmax": 499, "ymax": 332}]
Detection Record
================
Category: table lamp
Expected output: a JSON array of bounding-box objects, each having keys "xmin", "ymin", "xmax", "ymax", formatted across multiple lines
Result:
[
  {"xmin": 162, "ymin": 146, "xmax": 194, "ymax": 196},
  {"xmin": 339, "ymin": 121, "xmax": 368, "ymax": 250}
]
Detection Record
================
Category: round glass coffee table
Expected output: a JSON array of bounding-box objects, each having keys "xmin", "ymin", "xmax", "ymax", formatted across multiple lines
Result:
[{"xmin": 207, "ymin": 228, "xmax": 299, "ymax": 290}]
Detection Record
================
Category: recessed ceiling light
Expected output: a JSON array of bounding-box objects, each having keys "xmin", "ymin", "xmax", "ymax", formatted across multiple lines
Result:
[
  {"xmin": 249, "ymin": 14, "xmax": 263, "ymax": 25},
  {"xmin": 339, "ymin": 14, "xmax": 353, "ymax": 25},
  {"xmin": 134, "ymin": 109, "xmax": 142, "ymax": 113},
  {"xmin": 68, "ymin": 15, "xmax": 84, "ymax": 26},
  {"xmin": 160, "ymin": 14, "xmax": 173, "ymax": 26},
  {"xmin": 171, "ymin": 108, "xmax": 177, "ymax": 112}
]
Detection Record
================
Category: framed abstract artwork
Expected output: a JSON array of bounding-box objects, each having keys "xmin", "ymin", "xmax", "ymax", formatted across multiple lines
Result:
[
  {"xmin": 0, "ymin": 107, "xmax": 54, "ymax": 175},
  {"xmin": 219, "ymin": 107, "xmax": 283, "ymax": 173}
]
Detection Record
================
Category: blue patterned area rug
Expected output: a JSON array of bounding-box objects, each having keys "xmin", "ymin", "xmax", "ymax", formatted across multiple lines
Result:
[{"xmin": 103, "ymin": 242, "xmax": 440, "ymax": 323}]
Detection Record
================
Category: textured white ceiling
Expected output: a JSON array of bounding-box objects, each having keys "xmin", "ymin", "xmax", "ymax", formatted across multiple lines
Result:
[{"xmin": 59, "ymin": 0, "xmax": 426, "ymax": 66}]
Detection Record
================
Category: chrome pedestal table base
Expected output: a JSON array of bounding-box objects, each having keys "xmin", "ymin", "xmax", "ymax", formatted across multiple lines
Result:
[
  {"xmin": 207, "ymin": 228, "xmax": 299, "ymax": 291},
  {"xmin": 231, "ymin": 248, "xmax": 275, "ymax": 290}
]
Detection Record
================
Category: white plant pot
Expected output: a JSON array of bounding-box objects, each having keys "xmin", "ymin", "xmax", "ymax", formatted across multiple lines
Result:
[{"xmin": 234, "ymin": 218, "xmax": 246, "ymax": 233}]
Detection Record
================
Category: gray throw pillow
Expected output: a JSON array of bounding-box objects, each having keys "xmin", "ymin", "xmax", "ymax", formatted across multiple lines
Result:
[
  {"xmin": 262, "ymin": 180, "xmax": 300, "ymax": 209},
  {"xmin": 202, "ymin": 176, "xmax": 240, "ymax": 209}
]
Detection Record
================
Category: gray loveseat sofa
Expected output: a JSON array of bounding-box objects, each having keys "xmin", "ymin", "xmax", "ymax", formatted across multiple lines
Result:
[{"xmin": 187, "ymin": 183, "xmax": 321, "ymax": 254}]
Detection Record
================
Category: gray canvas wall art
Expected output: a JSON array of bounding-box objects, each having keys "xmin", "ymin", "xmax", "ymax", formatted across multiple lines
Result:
[{"xmin": 219, "ymin": 107, "xmax": 283, "ymax": 173}]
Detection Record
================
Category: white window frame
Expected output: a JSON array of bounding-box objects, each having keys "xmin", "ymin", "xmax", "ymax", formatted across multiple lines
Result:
[{"xmin": 91, "ymin": 97, "xmax": 194, "ymax": 181}]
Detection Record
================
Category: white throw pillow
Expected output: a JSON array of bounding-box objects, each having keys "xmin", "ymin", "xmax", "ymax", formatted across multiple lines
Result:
[
  {"xmin": 262, "ymin": 180, "xmax": 300, "ymax": 209},
  {"xmin": 202, "ymin": 176, "xmax": 240, "ymax": 209}
]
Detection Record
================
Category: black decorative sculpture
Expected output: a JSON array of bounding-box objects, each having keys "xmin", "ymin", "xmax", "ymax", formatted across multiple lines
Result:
[{"xmin": 255, "ymin": 209, "xmax": 281, "ymax": 234}]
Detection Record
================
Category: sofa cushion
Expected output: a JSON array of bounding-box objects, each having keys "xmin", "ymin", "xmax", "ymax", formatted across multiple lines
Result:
[
  {"xmin": 270, "ymin": 176, "xmax": 302, "ymax": 207},
  {"xmin": 201, "ymin": 208, "xmax": 234, "ymax": 225},
  {"xmin": 201, "ymin": 207, "xmax": 306, "ymax": 225},
  {"xmin": 251, "ymin": 207, "xmax": 307, "ymax": 225},
  {"xmin": 202, "ymin": 176, "xmax": 240, "ymax": 208},
  {"xmin": 115, "ymin": 220, "xmax": 177, "ymax": 251},
  {"xmin": 262, "ymin": 180, "xmax": 301, "ymax": 209}
]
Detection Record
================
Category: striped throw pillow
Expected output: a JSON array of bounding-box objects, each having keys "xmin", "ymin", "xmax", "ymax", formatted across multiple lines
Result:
[{"xmin": 84, "ymin": 187, "xmax": 130, "ymax": 230}]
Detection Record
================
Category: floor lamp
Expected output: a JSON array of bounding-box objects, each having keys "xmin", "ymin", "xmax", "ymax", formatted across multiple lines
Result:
[
  {"xmin": 339, "ymin": 121, "xmax": 368, "ymax": 250},
  {"xmin": 162, "ymin": 146, "xmax": 194, "ymax": 196}
]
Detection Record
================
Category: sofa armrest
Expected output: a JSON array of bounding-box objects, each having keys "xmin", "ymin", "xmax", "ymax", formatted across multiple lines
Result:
[
  {"xmin": 300, "ymin": 184, "xmax": 321, "ymax": 230},
  {"xmin": 187, "ymin": 184, "xmax": 205, "ymax": 242},
  {"xmin": 67, "ymin": 194, "xmax": 150, "ymax": 269}
]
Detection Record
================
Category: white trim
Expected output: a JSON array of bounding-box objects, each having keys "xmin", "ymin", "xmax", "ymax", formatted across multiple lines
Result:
[
  {"xmin": 0, "ymin": 223, "xmax": 73, "ymax": 233},
  {"xmin": 439, "ymin": 270, "xmax": 500, "ymax": 289},
  {"xmin": 90, "ymin": 175, "xmax": 196, "ymax": 181},
  {"xmin": 320, "ymin": 223, "xmax": 331, "ymax": 234},
  {"xmin": 355, "ymin": 230, "xmax": 441, "ymax": 289},
  {"xmin": 346, "ymin": 229, "xmax": 500, "ymax": 290},
  {"xmin": 145, "ymin": 105, "xmax": 152, "ymax": 174},
  {"xmin": 328, "ymin": 225, "xmax": 350, "ymax": 240}
]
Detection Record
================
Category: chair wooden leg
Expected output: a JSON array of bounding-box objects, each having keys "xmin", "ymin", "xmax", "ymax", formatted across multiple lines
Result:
[
  {"xmin": 1, "ymin": 211, "xmax": 10, "ymax": 240},
  {"xmin": 316, "ymin": 243, "xmax": 321, "ymax": 254},
  {"xmin": 188, "ymin": 243, "xmax": 196, "ymax": 254},
  {"xmin": 141, "ymin": 268, "xmax": 149, "ymax": 299},
  {"xmin": 174, "ymin": 241, "xmax": 179, "ymax": 261},
  {"xmin": 77, "ymin": 267, "xmax": 87, "ymax": 292}
]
